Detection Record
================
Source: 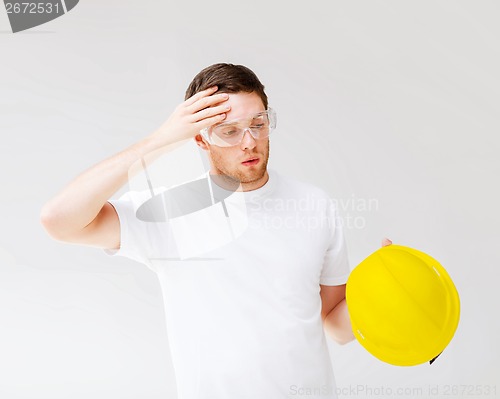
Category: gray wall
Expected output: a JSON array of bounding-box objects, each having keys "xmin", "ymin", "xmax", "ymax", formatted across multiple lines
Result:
[{"xmin": 1, "ymin": 1, "xmax": 498, "ymax": 398}]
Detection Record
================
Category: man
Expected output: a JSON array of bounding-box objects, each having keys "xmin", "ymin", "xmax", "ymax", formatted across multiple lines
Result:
[{"xmin": 41, "ymin": 63, "xmax": 391, "ymax": 398}]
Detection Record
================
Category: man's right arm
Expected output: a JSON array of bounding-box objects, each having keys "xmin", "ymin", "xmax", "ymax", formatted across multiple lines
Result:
[
  {"xmin": 40, "ymin": 134, "xmax": 171, "ymax": 250},
  {"xmin": 40, "ymin": 86, "xmax": 230, "ymax": 250}
]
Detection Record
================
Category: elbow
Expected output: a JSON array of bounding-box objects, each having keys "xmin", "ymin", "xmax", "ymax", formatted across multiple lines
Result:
[
  {"xmin": 40, "ymin": 205, "xmax": 54, "ymax": 233},
  {"xmin": 40, "ymin": 211, "xmax": 58, "ymax": 240},
  {"xmin": 322, "ymin": 306, "xmax": 356, "ymax": 345},
  {"xmin": 325, "ymin": 324, "xmax": 355, "ymax": 346},
  {"xmin": 323, "ymin": 299, "xmax": 356, "ymax": 345},
  {"xmin": 39, "ymin": 204, "xmax": 67, "ymax": 241},
  {"xmin": 333, "ymin": 333, "xmax": 356, "ymax": 346}
]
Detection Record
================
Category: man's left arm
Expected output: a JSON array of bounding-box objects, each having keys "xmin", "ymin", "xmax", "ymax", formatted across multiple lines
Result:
[
  {"xmin": 321, "ymin": 238, "xmax": 393, "ymax": 345},
  {"xmin": 321, "ymin": 284, "xmax": 354, "ymax": 345}
]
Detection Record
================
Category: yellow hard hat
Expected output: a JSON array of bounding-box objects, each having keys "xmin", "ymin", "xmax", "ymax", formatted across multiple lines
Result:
[{"xmin": 346, "ymin": 244, "xmax": 460, "ymax": 366}]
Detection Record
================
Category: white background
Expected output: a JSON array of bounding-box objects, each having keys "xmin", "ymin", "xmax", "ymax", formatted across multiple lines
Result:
[{"xmin": 1, "ymin": 1, "xmax": 499, "ymax": 398}]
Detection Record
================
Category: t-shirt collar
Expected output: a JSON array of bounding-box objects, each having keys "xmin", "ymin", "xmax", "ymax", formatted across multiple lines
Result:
[{"xmin": 205, "ymin": 168, "xmax": 277, "ymax": 202}]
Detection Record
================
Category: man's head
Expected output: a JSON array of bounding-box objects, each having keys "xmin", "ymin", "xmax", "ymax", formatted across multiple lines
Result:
[{"xmin": 186, "ymin": 63, "xmax": 271, "ymax": 190}]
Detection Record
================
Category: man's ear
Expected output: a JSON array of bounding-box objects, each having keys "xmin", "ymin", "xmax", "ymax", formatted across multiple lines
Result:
[{"xmin": 194, "ymin": 134, "xmax": 210, "ymax": 150}]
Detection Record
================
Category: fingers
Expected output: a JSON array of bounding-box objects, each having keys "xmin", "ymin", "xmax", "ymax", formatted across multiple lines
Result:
[
  {"xmin": 191, "ymin": 102, "xmax": 231, "ymax": 124},
  {"xmin": 184, "ymin": 85, "xmax": 219, "ymax": 107},
  {"xmin": 193, "ymin": 112, "xmax": 227, "ymax": 131},
  {"xmin": 187, "ymin": 92, "xmax": 230, "ymax": 116},
  {"xmin": 181, "ymin": 86, "xmax": 232, "ymax": 132},
  {"xmin": 381, "ymin": 237, "xmax": 393, "ymax": 247}
]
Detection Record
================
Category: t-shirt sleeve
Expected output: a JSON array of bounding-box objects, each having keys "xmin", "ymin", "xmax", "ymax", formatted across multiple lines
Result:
[
  {"xmin": 320, "ymin": 198, "xmax": 350, "ymax": 286},
  {"xmin": 103, "ymin": 189, "xmax": 170, "ymax": 273}
]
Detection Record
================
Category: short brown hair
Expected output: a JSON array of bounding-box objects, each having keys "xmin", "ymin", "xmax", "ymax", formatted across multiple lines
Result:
[{"xmin": 184, "ymin": 63, "xmax": 268, "ymax": 109}]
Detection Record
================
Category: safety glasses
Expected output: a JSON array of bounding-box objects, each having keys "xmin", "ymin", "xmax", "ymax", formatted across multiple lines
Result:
[{"xmin": 200, "ymin": 107, "xmax": 277, "ymax": 147}]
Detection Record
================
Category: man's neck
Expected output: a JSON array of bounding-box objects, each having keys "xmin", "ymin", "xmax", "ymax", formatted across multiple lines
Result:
[
  {"xmin": 208, "ymin": 169, "xmax": 269, "ymax": 192},
  {"xmin": 240, "ymin": 170, "xmax": 269, "ymax": 192}
]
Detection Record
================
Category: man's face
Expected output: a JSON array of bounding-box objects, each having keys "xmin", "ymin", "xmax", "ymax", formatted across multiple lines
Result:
[{"xmin": 196, "ymin": 91, "xmax": 270, "ymax": 189}]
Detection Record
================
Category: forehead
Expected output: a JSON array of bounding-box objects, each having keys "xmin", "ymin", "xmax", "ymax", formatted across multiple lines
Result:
[{"xmin": 223, "ymin": 92, "xmax": 265, "ymax": 121}]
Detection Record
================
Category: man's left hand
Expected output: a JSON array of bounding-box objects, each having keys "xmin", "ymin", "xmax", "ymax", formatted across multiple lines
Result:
[{"xmin": 382, "ymin": 237, "xmax": 393, "ymax": 247}]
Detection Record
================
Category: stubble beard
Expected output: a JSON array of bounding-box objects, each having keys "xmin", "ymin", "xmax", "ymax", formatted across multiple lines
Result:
[{"xmin": 209, "ymin": 140, "xmax": 270, "ymax": 184}]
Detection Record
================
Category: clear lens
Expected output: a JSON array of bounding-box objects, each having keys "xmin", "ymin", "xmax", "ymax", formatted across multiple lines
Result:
[{"xmin": 205, "ymin": 108, "xmax": 276, "ymax": 147}]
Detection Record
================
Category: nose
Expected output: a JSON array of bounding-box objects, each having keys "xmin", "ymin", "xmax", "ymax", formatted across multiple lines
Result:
[{"xmin": 239, "ymin": 127, "xmax": 257, "ymax": 150}]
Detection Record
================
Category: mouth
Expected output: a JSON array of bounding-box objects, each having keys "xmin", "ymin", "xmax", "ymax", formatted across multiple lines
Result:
[{"xmin": 241, "ymin": 157, "xmax": 260, "ymax": 166}]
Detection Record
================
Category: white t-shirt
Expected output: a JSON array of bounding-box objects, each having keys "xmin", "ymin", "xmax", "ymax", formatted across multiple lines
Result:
[{"xmin": 104, "ymin": 168, "xmax": 350, "ymax": 399}]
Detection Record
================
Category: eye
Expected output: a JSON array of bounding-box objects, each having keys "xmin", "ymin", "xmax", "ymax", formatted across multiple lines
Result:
[
  {"xmin": 251, "ymin": 124, "xmax": 265, "ymax": 129},
  {"xmin": 220, "ymin": 128, "xmax": 237, "ymax": 136}
]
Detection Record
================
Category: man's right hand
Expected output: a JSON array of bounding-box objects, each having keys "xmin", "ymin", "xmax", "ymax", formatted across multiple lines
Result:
[
  {"xmin": 151, "ymin": 85, "xmax": 231, "ymax": 145},
  {"xmin": 40, "ymin": 86, "xmax": 231, "ymax": 250}
]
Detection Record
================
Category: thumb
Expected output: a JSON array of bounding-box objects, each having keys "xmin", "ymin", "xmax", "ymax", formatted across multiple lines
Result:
[{"xmin": 381, "ymin": 237, "xmax": 393, "ymax": 247}]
